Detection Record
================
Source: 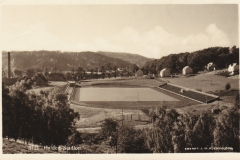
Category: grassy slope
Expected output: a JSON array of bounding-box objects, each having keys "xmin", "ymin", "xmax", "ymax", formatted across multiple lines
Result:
[{"xmin": 164, "ymin": 71, "xmax": 239, "ymax": 92}]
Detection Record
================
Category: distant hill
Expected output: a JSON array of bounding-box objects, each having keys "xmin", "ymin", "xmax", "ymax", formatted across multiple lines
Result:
[
  {"xmin": 2, "ymin": 51, "xmax": 150, "ymax": 71},
  {"xmin": 97, "ymin": 51, "xmax": 153, "ymax": 67}
]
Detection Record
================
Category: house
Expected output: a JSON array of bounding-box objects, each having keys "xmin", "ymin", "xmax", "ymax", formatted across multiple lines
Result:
[
  {"xmin": 135, "ymin": 69, "xmax": 143, "ymax": 77},
  {"xmin": 182, "ymin": 66, "xmax": 193, "ymax": 75},
  {"xmin": 160, "ymin": 68, "xmax": 170, "ymax": 77},
  {"xmin": 207, "ymin": 62, "xmax": 215, "ymax": 71},
  {"xmin": 228, "ymin": 63, "xmax": 239, "ymax": 75}
]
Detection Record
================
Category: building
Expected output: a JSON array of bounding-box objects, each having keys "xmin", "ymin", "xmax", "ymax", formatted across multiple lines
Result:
[
  {"xmin": 182, "ymin": 66, "xmax": 193, "ymax": 75},
  {"xmin": 68, "ymin": 81, "xmax": 76, "ymax": 87},
  {"xmin": 206, "ymin": 62, "xmax": 215, "ymax": 71},
  {"xmin": 135, "ymin": 69, "xmax": 143, "ymax": 77},
  {"xmin": 48, "ymin": 72, "xmax": 65, "ymax": 81},
  {"xmin": 228, "ymin": 63, "xmax": 239, "ymax": 75},
  {"xmin": 160, "ymin": 68, "xmax": 170, "ymax": 77}
]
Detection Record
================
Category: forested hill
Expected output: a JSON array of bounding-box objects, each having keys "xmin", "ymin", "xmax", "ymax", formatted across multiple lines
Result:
[
  {"xmin": 97, "ymin": 51, "xmax": 153, "ymax": 67},
  {"xmin": 2, "ymin": 51, "xmax": 149, "ymax": 71},
  {"xmin": 143, "ymin": 46, "xmax": 239, "ymax": 74}
]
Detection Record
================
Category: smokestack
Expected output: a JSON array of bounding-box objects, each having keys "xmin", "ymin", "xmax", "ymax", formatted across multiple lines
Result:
[{"xmin": 8, "ymin": 52, "xmax": 11, "ymax": 78}]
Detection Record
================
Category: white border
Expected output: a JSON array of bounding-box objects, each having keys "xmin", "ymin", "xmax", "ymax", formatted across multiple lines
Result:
[{"xmin": 0, "ymin": 0, "xmax": 239, "ymax": 160}]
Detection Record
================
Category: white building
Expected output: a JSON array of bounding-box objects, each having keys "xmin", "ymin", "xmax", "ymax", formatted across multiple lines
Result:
[
  {"xmin": 207, "ymin": 62, "xmax": 215, "ymax": 71},
  {"xmin": 228, "ymin": 63, "xmax": 239, "ymax": 75},
  {"xmin": 160, "ymin": 68, "xmax": 170, "ymax": 77},
  {"xmin": 182, "ymin": 66, "xmax": 193, "ymax": 75}
]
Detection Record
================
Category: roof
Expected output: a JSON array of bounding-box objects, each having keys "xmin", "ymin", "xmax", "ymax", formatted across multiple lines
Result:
[
  {"xmin": 208, "ymin": 62, "xmax": 213, "ymax": 65},
  {"xmin": 36, "ymin": 76, "xmax": 48, "ymax": 83},
  {"xmin": 183, "ymin": 66, "xmax": 191, "ymax": 70},
  {"xmin": 160, "ymin": 68, "xmax": 169, "ymax": 73}
]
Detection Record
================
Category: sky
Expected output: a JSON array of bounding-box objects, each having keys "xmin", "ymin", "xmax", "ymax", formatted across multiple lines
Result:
[{"xmin": 1, "ymin": 3, "xmax": 239, "ymax": 59}]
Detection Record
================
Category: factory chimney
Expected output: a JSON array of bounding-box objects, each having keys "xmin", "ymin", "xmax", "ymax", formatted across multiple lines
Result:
[{"xmin": 8, "ymin": 52, "xmax": 11, "ymax": 78}]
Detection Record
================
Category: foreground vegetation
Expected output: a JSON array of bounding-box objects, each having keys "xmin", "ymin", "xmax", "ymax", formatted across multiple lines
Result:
[
  {"xmin": 2, "ymin": 71, "xmax": 239, "ymax": 153},
  {"xmin": 96, "ymin": 97, "xmax": 239, "ymax": 153},
  {"xmin": 2, "ymin": 82, "xmax": 80, "ymax": 146}
]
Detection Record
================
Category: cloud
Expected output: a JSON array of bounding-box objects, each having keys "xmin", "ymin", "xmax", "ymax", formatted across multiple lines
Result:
[
  {"xmin": 109, "ymin": 23, "xmax": 231, "ymax": 58},
  {"xmin": 2, "ymin": 23, "xmax": 231, "ymax": 59},
  {"xmin": 2, "ymin": 22, "xmax": 61, "ymax": 51}
]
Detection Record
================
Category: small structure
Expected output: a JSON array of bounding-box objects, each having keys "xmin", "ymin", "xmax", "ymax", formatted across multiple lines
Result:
[
  {"xmin": 207, "ymin": 62, "xmax": 215, "ymax": 71},
  {"xmin": 135, "ymin": 69, "xmax": 143, "ymax": 77},
  {"xmin": 228, "ymin": 63, "xmax": 239, "ymax": 75},
  {"xmin": 48, "ymin": 72, "xmax": 65, "ymax": 81},
  {"xmin": 182, "ymin": 66, "xmax": 193, "ymax": 75},
  {"xmin": 68, "ymin": 81, "xmax": 76, "ymax": 87},
  {"xmin": 160, "ymin": 68, "xmax": 170, "ymax": 77}
]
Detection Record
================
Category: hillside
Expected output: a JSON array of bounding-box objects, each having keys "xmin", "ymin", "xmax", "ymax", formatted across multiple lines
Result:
[
  {"xmin": 97, "ymin": 51, "xmax": 153, "ymax": 67},
  {"xmin": 2, "ymin": 51, "xmax": 147, "ymax": 71},
  {"xmin": 142, "ymin": 46, "xmax": 239, "ymax": 75}
]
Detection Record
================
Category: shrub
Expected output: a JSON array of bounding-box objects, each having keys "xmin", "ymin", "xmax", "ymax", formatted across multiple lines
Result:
[{"xmin": 225, "ymin": 83, "xmax": 231, "ymax": 90}]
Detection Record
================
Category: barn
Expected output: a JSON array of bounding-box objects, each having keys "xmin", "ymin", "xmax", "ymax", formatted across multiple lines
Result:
[
  {"xmin": 182, "ymin": 66, "xmax": 193, "ymax": 75},
  {"xmin": 135, "ymin": 69, "xmax": 143, "ymax": 77},
  {"xmin": 160, "ymin": 68, "xmax": 170, "ymax": 77}
]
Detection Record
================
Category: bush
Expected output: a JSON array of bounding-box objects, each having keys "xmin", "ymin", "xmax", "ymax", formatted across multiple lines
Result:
[{"xmin": 225, "ymin": 83, "xmax": 231, "ymax": 90}]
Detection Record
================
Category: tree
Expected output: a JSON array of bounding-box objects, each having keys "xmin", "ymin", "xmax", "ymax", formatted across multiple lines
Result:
[
  {"xmin": 2, "ymin": 85, "xmax": 80, "ymax": 146},
  {"xmin": 147, "ymin": 106, "xmax": 178, "ymax": 153},
  {"xmin": 234, "ymin": 92, "xmax": 239, "ymax": 108},
  {"xmin": 100, "ymin": 118, "xmax": 118, "ymax": 140},
  {"xmin": 192, "ymin": 112, "xmax": 215, "ymax": 150},
  {"xmin": 117, "ymin": 125, "xmax": 150, "ymax": 153},
  {"xmin": 13, "ymin": 69, "xmax": 23, "ymax": 77},
  {"xmin": 2, "ymin": 83, "xmax": 13, "ymax": 138},
  {"xmin": 213, "ymin": 106, "xmax": 239, "ymax": 152},
  {"xmin": 67, "ymin": 130, "xmax": 82, "ymax": 145},
  {"xmin": 25, "ymin": 68, "xmax": 35, "ymax": 78},
  {"xmin": 225, "ymin": 83, "xmax": 231, "ymax": 90}
]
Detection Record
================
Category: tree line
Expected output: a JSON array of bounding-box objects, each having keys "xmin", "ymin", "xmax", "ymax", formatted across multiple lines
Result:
[
  {"xmin": 98, "ymin": 95, "xmax": 239, "ymax": 153},
  {"xmin": 2, "ymin": 82, "xmax": 80, "ymax": 146},
  {"xmin": 142, "ymin": 46, "xmax": 239, "ymax": 75}
]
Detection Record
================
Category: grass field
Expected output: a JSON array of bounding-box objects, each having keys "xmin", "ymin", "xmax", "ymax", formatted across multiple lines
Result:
[
  {"xmin": 163, "ymin": 71, "xmax": 239, "ymax": 92},
  {"xmin": 75, "ymin": 87, "xmax": 179, "ymax": 102}
]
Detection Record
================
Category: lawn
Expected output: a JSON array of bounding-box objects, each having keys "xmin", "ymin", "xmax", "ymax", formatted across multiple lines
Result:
[
  {"xmin": 162, "ymin": 71, "xmax": 239, "ymax": 92},
  {"xmin": 75, "ymin": 87, "xmax": 179, "ymax": 102}
]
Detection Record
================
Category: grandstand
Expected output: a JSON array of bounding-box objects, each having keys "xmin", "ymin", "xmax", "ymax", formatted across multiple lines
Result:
[{"xmin": 159, "ymin": 83, "xmax": 219, "ymax": 104}]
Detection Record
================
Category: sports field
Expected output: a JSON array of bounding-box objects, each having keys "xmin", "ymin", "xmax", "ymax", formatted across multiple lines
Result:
[{"xmin": 74, "ymin": 87, "xmax": 179, "ymax": 102}]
